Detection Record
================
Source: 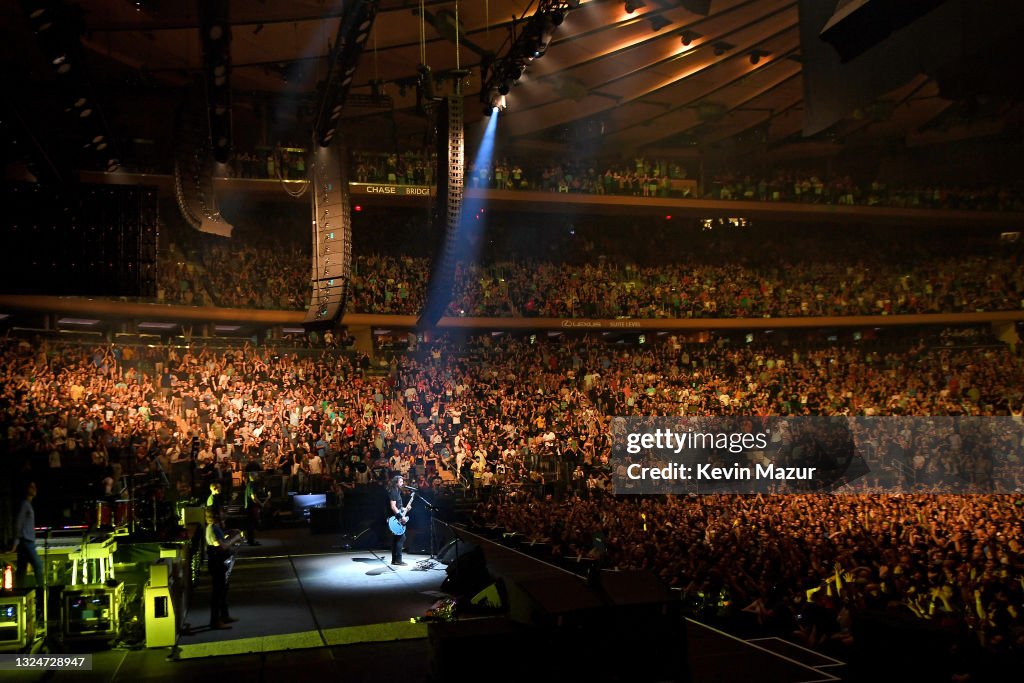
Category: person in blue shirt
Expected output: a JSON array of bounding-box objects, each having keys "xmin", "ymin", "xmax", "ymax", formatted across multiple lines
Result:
[{"xmin": 9, "ymin": 482, "xmax": 43, "ymax": 592}]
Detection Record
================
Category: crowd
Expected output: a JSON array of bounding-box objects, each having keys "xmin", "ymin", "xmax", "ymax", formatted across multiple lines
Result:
[
  {"xmin": 3, "ymin": 326, "xmax": 1024, "ymax": 675},
  {"xmin": 0, "ymin": 336, "xmax": 439, "ymax": 514},
  {"xmin": 708, "ymin": 170, "xmax": 1024, "ymax": 212},
  {"xmin": 149, "ymin": 221, "xmax": 1024, "ymax": 319},
  {"xmin": 351, "ymin": 150, "xmax": 437, "ymax": 187},
  {"xmin": 209, "ymin": 147, "xmax": 1024, "ymax": 212},
  {"xmin": 401, "ymin": 333, "xmax": 1024, "ymax": 676},
  {"xmin": 475, "ymin": 492, "xmax": 1024, "ymax": 678},
  {"xmin": 463, "ymin": 156, "xmax": 1023, "ymax": 212}
]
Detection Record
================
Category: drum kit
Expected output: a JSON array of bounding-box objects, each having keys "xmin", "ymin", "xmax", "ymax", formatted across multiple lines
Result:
[
  {"xmin": 84, "ymin": 474, "xmax": 176, "ymax": 534},
  {"xmin": 85, "ymin": 499, "xmax": 132, "ymax": 530}
]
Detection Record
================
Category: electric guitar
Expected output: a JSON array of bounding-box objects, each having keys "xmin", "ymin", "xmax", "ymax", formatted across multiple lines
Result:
[{"xmin": 387, "ymin": 491, "xmax": 416, "ymax": 536}]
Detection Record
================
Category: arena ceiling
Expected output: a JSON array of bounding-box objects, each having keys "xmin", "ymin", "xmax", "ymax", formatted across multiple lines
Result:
[{"xmin": 3, "ymin": 0, "xmax": 1022, "ymax": 162}]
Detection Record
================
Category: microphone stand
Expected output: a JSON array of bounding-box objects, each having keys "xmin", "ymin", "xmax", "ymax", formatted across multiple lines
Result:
[
  {"xmin": 41, "ymin": 527, "xmax": 50, "ymax": 642},
  {"xmin": 419, "ymin": 497, "xmax": 440, "ymax": 568}
]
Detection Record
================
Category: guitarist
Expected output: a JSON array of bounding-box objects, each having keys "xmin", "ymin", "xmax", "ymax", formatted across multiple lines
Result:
[
  {"xmin": 386, "ymin": 475, "xmax": 412, "ymax": 566},
  {"xmin": 243, "ymin": 473, "xmax": 270, "ymax": 546}
]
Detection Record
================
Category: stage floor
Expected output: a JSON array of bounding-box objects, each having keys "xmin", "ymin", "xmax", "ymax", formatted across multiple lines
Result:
[
  {"xmin": 175, "ymin": 548, "xmax": 445, "ymax": 656},
  {"xmin": 4, "ymin": 527, "xmax": 849, "ymax": 682}
]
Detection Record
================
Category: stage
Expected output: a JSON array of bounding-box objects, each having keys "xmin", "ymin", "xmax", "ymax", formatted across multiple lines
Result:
[{"xmin": 4, "ymin": 527, "xmax": 848, "ymax": 682}]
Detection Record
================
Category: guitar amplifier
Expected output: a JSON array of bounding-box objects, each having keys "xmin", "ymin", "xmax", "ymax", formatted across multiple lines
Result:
[{"xmin": 0, "ymin": 590, "xmax": 36, "ymax": 652}]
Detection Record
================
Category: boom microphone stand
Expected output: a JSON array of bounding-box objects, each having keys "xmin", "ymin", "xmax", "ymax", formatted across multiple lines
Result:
[{"xmin": 415, "ymin": 496, "xmax": 441, "ymax": 570}]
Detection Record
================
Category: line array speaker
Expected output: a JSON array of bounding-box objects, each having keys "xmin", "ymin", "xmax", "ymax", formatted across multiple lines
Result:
[{"xmin": 304, "ymin": 141, "xmax": 352, "ymax": 326}]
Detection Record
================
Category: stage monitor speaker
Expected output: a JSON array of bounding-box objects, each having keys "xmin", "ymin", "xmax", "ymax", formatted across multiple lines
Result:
[
  {"xmin": 436, "ymin": 538, "xmax": 462, "ymax": 565},
  {"xmin": 439, "ymin": 542, "xmax": 489, "ymax": 596},
  {"xmin": 506, "ymin": 574, "xmax": 605, "ymax": 629}
]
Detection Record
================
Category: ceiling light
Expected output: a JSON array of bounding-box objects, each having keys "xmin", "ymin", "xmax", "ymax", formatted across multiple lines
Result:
[
  {"xmin": 749, "ymin": 50, "xmax": 770, "ymax": 64},
  {"xmin": 713, "ymin": 41, "xmax": 734, "ymax": 56},
  {"xmin": 648, "ymin": 16, "xmax": 671, "ymax": 32}
]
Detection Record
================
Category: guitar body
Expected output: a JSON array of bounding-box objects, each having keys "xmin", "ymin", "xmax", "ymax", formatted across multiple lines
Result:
[
  {"xmin": 387, "ymin": 515, "xmax": 407, "ymax": 536},
  {"xmin": 387, "ymin": 491, "xmax": 415, "ymax": 536}
]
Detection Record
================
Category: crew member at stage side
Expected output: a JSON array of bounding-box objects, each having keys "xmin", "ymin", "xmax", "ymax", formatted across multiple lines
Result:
[
  {"xmin": 243, "ymin": 473, "xmax": 264, "ymax": 546},
  {"xmin": 205, "ymin": 509, "xmax": 241, "ymax": 629},
  {"xmin": 9, "ymin": 482, "xmax": 44, "ymax": 609},
  {"xmin": 206, "ymin": 480, "xmax": 224, "ymax": 524},
  {"xmin": 387, "ymin": 475, "xmax": 410, "ymax": 566}
]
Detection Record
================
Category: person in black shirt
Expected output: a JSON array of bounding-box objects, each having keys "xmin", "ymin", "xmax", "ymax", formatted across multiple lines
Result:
[
  {"xmin": 386, "ymin": 475, "xmax": 411, "ymax": 566},
  {"xmin": 206, "ymin": 481, "xmax": 225, "ymax": 524}
]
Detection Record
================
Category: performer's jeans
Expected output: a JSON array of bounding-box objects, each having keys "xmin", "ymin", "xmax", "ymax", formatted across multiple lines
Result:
[
  {"xmin": 16, "ymin": 539, "xmax": 43, "ymax": 588},
  {"xmin": 391, "ymin": 532, "xmax": 405, "ymax": 564},
  {"xmin": 207, "ymin": 549, "xmax": 231, "ymax": 624}
]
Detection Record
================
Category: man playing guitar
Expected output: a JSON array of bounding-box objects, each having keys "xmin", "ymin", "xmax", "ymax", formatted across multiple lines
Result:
[
  {"xmin": 386, "ymin": 475, "xmax": 415, "ymax": 566},
  {"xmin": 243, "ymin": 472, "xmax": 271, "ymax": 546}
]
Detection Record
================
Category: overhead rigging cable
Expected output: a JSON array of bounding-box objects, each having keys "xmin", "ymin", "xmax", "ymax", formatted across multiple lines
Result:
[
  {"xmin": 419, "ymin": 0, "xmax": 426, "ymax": 65},
  {"xmin": 455, "ymin": 0, "xmax": 460, "ymax": 70}
]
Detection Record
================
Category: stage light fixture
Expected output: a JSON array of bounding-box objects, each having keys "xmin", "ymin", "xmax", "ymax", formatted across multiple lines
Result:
[
  {"xmin": 713, "ymin": 41, "xmax": 734, "ymax": 56},
  {"xmin": 625, "ymin": 1, "xmax": 646, "ymax": 13},
  {"xmin": 680, "ymin": 30, "xmax": 700, "ymax": 46},
  {"xmin": 748, "ymin": 50, "xmax": 770, "ymax": 65},
  {"xmin": 649, "ymin": 16, "xmax": 671, "ymax": 32}
]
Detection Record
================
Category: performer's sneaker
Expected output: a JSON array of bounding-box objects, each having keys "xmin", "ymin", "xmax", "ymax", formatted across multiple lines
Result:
[
  {"xmin": 391, "ymin": 561, "xmax": 408, "ymax": 566},
  {"xmin": 210, "ymin": 622, "xmax": 233, "ymax": 630},
  {"xmin": 222, "ymin": 616, "xmax": 239, "ymax": 623}
]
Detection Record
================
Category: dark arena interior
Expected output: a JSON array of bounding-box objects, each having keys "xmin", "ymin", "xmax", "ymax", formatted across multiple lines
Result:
[{"xmin": 2, "ymin": 0, "xmax": 1024, "ymax": 681}]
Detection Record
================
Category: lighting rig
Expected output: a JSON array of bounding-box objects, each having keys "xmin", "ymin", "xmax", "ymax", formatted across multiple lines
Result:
[
  {"xmin": 197, "ymin": 0, "xmax": 232, "ymax": 164},
  {"xmin": 314, "ymin": 0, "xmax": 380, "ymax": 147},
  {"xmin": 18, "ymin": 0, "xmax": 119, "ymax": 174},
  {"xmin": 479, "ymin": 0, "xmax": 580, "ymax": 115}
]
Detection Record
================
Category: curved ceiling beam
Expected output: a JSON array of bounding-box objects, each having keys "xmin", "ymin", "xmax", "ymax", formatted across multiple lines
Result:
[
  {"xmin": 502, "ymin": 3, "xmax": 796, "ymax": 137},
  {"xmin": 604, "ymin": 45, "xmax": 802, "ymax": 149}
]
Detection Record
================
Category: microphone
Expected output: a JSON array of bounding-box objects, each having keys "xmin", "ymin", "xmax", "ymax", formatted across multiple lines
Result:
[{"xmin": 402, "ymin": 485, "xmax": 419, "ymax": 491}]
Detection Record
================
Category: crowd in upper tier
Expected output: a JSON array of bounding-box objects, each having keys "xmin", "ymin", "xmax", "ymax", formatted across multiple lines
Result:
[
  {"xmin": 218, "ymin": 147, "xmax": 1024, "ymax": 212},
  {"xmin": 154, "ymin": 219, "xmax": 1024, "ymax": 318}
]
